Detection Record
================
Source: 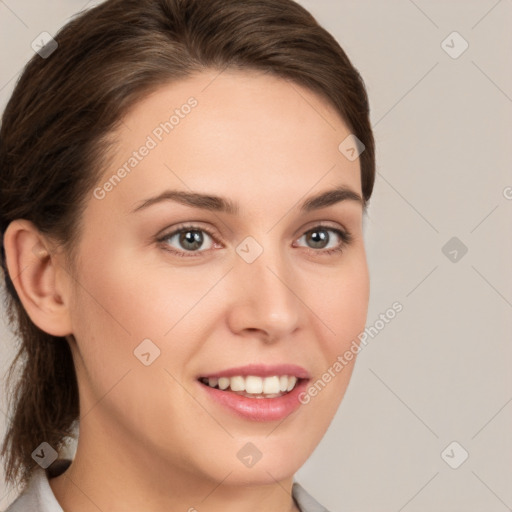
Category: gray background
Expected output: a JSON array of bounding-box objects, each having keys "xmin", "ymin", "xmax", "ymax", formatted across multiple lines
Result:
[{"xmin": 1, "ymin": 1, "xmax": 511, "ymax": 511}]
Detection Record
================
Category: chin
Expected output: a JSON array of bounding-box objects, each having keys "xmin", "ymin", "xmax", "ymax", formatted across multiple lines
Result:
[{"xmin": 225, "ymin": 435, "xmax": 313, "ymax": 485}]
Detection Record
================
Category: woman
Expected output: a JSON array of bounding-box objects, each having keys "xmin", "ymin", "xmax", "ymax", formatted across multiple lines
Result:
[{"xmin": 0, "ymin": 0, "xmax": 375, "ymax": 510}]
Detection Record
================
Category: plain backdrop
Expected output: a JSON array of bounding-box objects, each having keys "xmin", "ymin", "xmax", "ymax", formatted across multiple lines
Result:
[{"xmin": 1, "ymin": 1, "xmax": 511, "ymax": 511}]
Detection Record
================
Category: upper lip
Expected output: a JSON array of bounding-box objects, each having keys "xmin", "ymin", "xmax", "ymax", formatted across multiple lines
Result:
[{"xmin": 199, "ymin": 364, "xmax": 310, "ymax": 380}]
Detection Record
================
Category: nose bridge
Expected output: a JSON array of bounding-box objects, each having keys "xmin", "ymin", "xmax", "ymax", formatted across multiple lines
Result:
[{"xmin": 228, "ymin": 235, "xmax": 301, "ymax": 338}]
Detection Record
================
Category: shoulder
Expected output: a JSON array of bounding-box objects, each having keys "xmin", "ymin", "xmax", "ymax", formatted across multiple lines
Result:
[
  {"xmin": 3, "ymin": 472, "xmax": 45, "ymax": 512},
  {"xmin": 292, "ymin": 481, "xmax": 331, "ymax": 512},
  {"xmin": 3, "ymin": 460, "xmax": 71, "ymax": 512},
  {"xmin": 4, "ymin": 466, "xmax": 328, "ymax": 512}
]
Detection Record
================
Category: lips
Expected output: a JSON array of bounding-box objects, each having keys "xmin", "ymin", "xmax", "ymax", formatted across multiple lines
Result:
[
  {"xmin": 198, "ymin": 363, "xmax": 310, "ymax": 380},
  {"xmin": 196, "ymin": 364, "xmax": 310, "ymax": 421}
]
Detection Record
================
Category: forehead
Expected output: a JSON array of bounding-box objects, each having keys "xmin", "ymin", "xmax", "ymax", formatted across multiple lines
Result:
[{"xmin": 94, "ymin": 69, "xmax": 362, "ymax": 216}]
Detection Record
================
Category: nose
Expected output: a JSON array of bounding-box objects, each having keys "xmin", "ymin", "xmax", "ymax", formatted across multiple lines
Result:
[{"xmin": 225, "ymin": 243, "xmax": 302, "ymax": 344}]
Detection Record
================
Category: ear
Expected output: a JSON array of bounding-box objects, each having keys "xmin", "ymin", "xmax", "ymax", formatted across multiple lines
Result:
[{"xmin": 3, "ymin": 219, "xmax": 73, "ymax": 337}]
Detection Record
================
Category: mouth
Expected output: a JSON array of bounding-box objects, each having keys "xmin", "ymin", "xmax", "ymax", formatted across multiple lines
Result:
[
  {"xmin": 196, "ymin": 364, "xmax": 310, "ymax": 421},
  {"xmin": 198, "ymin": 374, "xmax": 302, "ymax": 399}
]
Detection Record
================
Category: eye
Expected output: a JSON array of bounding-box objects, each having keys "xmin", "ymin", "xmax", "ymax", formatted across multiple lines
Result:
[
  {"xmin": 294, "ymin": 225, "xmax": 352, "ymax": 256},
  {"xmin": 157, "ymin": 223, "xmax": 352, "ymax": 258},
  {"xmin": 157, "ymin": 224, "xmax": 219, "ymax": 257}
]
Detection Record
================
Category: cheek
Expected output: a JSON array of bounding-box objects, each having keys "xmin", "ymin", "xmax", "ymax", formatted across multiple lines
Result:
[
  {"xmin": 73, "ymin": 247, "xmax": 179, "ymax": 336},
  {"xmin": 313, "ymin": 252, "xmax": 370, "ymax": 348},
  {"xmin": 67, "ymin": 250, "xmax": 203, "ymax": 432},
  {"xmin": 302, "ymin": 251, "xmax": 369, "ymax": 410},
  {"xmin": 69, "ymin": 246, "xmax": 215, "ymax": 376}
]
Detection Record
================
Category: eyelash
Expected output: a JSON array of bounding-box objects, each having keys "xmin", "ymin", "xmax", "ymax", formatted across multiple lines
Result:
[{"xmin": 157, "ymin": 223, "xmax": 353, "ymax": 258}]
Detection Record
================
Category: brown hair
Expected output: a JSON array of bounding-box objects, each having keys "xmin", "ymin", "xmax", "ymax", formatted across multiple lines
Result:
[{"xmin": 0, "ymin": 0, "xmax": 375, "ymax": 491}]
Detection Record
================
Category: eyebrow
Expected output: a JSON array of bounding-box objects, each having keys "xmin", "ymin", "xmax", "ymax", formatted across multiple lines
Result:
[{"xmin": 131, "ymin": 185, "xmax": 363, "ymax": 215}]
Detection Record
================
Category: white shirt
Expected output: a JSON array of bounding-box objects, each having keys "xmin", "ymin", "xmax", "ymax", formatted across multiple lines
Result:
[{"xmin": 3, "ymin": 460, "xmax": 329, "ymax": 512}]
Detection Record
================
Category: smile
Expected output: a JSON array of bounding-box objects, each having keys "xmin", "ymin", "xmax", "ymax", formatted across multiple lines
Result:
[
  {"xmin": 198, "ymin": 375, "xmax": 299, "ymax": 398},
  {"xmin": 196, "ymin": 363, "xmax": 310, "ymax": 421}
]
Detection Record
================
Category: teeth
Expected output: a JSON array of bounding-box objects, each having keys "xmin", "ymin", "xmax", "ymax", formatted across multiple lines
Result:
[
  {"xmin": 218, "ymin": 377, "xmax": 230, "ymax": 390},
  {"xmin": 201, "ymin": 375, "xmax": 300, "ymax": 395},
  {"xmin": 245, "ymin": 376, "xmax": 263, "ymax": 394},
  {"xmin": 263, "ymin": 376, "xmax": 280, "ymax": 394},
  {"xmin": 287, "ymin": 376, "xmax": 297, "ymax": 392},
  {"xmin": 230, "ymin": 376, "xmax": 245, "ymax": 392}
]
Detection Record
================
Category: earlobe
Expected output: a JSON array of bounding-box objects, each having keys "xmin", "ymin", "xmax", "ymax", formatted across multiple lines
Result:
[{"xmin": 3, "ymin": 219, "xmax": 73, "ymax": 337}]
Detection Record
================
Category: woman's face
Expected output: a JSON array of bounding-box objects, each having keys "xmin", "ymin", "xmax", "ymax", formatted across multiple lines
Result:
[{"xmin": 62, "ymin": 69, "xmax": 369, "ymax": 485}]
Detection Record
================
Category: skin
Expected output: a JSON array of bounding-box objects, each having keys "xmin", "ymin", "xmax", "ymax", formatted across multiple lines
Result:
[{"xmin": 4, "ymin": 69, "xmax": 370, "ymax": 512}]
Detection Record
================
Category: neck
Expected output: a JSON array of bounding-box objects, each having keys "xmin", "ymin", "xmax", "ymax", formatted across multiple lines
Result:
[{"xmin": 49, "ymin": 423, "xmax": 301, "ymax": 512}]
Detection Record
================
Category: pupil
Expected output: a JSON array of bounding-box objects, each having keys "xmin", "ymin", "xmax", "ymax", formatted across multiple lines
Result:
[
  {"xmin": 180, "ymin": 230, "xmax": 203, "ymax": 250},
  {"xmin": 308, "ymin": 229, "xmax": 328, "ymax": 249}
]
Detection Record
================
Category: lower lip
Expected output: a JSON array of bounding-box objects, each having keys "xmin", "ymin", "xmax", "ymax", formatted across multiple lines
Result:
[{"xmin": 198, "ymin": 379, "xmax": 309, "ymax": 422}]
